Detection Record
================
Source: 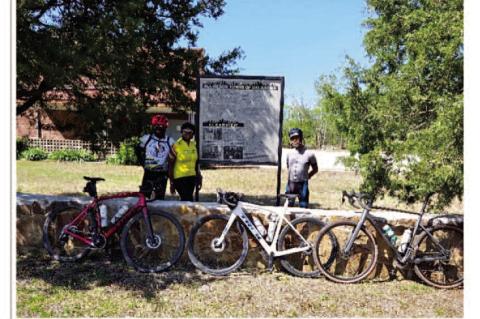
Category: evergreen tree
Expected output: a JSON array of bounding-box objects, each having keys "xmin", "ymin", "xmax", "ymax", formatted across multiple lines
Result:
[{"xmin": 316, "ymin": 0, "xmax": 463, "ymax": 208}]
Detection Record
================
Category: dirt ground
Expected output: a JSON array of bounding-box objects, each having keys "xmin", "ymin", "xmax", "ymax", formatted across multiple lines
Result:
[{"xmin": 16, "ymin": 251, "xmax": 463, "ymax": 318}]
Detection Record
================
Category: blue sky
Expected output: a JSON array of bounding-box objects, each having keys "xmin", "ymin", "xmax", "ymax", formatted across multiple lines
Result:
[{"xmin": 196, "ymin": 0, "xmax": 370, "ymax": 107}]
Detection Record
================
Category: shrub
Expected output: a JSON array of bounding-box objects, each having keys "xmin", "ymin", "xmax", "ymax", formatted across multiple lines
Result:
[
  {"xmin": 16, "ymin": 137, "xmax": 30, "ymax": 159},
  {"xmin": 21, "ymin": 148, "xmax": 48, "ymax": 161},
  {"xmin": 107, "ymin": 137, "xmax": 139, "ymax": 165},
  {"xmin": 106, "ymin": 153, "xmax": 121, "ymax": 165},
  {"xmin": 48, "ymin": 149, "xmax": 96, "ymax": 162}
]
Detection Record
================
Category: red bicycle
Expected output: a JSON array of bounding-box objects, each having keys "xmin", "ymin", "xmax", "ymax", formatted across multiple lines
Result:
[{"xmin": 43, "ymin": 176, "xmax": 185, "ymax": 273}]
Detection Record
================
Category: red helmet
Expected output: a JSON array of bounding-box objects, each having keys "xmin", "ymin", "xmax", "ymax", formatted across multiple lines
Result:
[{"xmin": 151, "ymin": 114, "xmax": 169, "ymax": 128}]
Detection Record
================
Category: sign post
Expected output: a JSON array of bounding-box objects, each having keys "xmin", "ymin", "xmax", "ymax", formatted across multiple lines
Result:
[{"xmin": 196, "ymin": 75, "xmax": 284, "ymax": 203}]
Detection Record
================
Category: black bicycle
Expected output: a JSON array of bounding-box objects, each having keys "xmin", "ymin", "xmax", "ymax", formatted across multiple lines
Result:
[{"xmin": 313, "ymin": 191, "xmax": 463, "ymax": 288}]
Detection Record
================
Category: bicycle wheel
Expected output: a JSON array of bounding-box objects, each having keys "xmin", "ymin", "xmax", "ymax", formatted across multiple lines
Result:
[
  {"xmin": 278, "ymin": 217, "xmax": 337, "ymax": 277},
  {"xmin": 313, "ymin": 220, "xmax": 378, "ymax": 283},
  {"xmin": 120, "ymin": 210, "xmax": 185, "ymax": 273},
  {"xmin": 413, "ymin": 225, "xmax": 463, "ymax": 289},
  {"xmin": 187, "ymin": 214, "xmax": 249, "ymax": 276},
  {"xmin": 43, "ymin": 206, "xmax": 91, "ymax": 262}
]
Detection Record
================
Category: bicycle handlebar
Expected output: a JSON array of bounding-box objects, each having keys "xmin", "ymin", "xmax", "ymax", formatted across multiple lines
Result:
[
  {"xmin": 341, "ymin": 190, "xmax": 373, "ymax": 209},
  {"xmin": 216, "ymin": 188, "xmax": 244, "ymax": 208},
  {"xmin": 341, "ymin": 190, "xmax": 436, "ymax": 215}
]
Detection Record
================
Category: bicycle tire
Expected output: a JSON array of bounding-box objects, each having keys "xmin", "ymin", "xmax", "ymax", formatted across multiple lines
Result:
[
  {"xmin": 413, "ymin": 224, "xmax": 463, "ymax": 289},
  {"xmin": 120, "ymin": 210, "xmax": 185, "ymax": 273},
  {"xmin": 187, "ymin": 214, "xmax": 249, "ymax": 276},
  {"xmin": 278, "ymin": 217, "xmax": 337, "ymax": 278},
  {"xmin": 43, "ymin": 206, "xmax": 91, "ymax": 262},
  {"xmin": 313, "ymin": 220, "xmax": 378, "ymax": 284}
]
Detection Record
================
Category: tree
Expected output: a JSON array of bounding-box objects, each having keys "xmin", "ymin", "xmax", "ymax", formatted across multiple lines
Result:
[
  {"xmin": 17, "ymin": 0, "xmax": 243, "ymax": 144},
  {"xmin": 283, "ymin": 102, "xmax": 315, "ymax": 147},
  {"xmin": 316, "ymin": 0, "xmax": 463, "ymax": 209},
  {"xmin": 283, "ymin": 99, "xmax": 344, "ymax": 149}
]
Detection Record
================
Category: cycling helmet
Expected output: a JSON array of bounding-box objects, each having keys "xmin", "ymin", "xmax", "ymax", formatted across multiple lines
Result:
[
  {"xmin": 151, "ymin": 114, "xmax": 169, "ymax": 128},
  {"xmin": 288, "ymin": 128, "xmax": 303, "ymax": 140}
]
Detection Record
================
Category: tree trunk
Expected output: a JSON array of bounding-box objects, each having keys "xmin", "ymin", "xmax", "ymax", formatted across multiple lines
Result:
[{"xmin": 16, "ymin": 80, "xmax": 51, "ymax": 116}]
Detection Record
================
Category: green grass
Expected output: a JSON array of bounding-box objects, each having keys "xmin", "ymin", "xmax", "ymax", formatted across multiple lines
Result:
[
  {"xmin": 16, "ymin": 160, "xmax": 463, "ymax": 212},
  {"xmin": 16, "ymin": 160, "xmax": 464, "ymax": 317},
  {"xmin": 16, "ymin": 252, "xmax": 463, "ymax": 317}
]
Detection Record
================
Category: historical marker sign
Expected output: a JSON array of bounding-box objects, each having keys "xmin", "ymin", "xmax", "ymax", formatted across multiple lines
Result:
[{"xmin": 197, "ymin": 75, "xmax": 284, "ymax": 165}]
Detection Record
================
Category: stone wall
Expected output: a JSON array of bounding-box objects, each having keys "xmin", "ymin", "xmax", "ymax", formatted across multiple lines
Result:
[{"xmin": 16, "ymin": 193, "xmax": 463, "ymax": 279}]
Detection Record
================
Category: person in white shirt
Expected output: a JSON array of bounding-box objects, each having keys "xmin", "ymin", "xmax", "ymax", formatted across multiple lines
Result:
[{"xmin": 138, "ymin": 114, "xmax": 175, "ymax": 199}]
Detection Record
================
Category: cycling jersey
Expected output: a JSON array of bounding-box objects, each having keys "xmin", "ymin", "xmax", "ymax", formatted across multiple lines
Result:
[
  {"xmin": 171, "ymin": 138, "xmax": 197, "ymax": 179},
  {"xmin": 139, "ymin": 134, "xmax": 174, "ymax": 172},
  {"xmin": 286, "ymin": 146, "xmax": 317, "ymax": 182}
]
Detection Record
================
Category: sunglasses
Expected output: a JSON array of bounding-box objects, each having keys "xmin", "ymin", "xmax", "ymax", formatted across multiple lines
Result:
[{"xmin": 182, "ymin": 130, "xmax": 194, "ymax": 134}]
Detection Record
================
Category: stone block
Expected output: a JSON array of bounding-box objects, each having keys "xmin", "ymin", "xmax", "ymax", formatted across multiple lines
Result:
[{"xmin": 16, "ymin": 193, "xmax": 463, "ymax": 279}]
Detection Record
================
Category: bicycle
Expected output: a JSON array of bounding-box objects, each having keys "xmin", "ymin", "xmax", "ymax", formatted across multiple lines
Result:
[
  {"xmin": 187, "ymin": 189, "xmax": 338, "ymax": 276},
  {"xmin": 313, "ymin": 191, "xmax": 463, "ymax": 288},
  {"xmin": 43, "ymin": 176, "xmax": 185, "ymax": 273}
]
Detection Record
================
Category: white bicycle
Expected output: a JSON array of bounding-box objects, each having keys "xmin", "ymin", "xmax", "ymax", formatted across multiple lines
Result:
[{"xmin": 187, "ymin": 189, "xmax": 338, "ymax": 276}]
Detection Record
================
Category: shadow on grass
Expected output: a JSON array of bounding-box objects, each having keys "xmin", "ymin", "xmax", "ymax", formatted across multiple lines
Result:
[
  {"xmin": 16, "ymin": 250, "xmax": 225, "ymax": 299},
  {"xmin": 18, "ymin": 191, "xmax": 344, "ymax": 298}
]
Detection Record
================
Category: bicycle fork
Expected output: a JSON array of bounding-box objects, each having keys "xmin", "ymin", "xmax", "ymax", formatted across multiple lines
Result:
[
  {"xmin": 212, "ymin": 213, "xmax": 239, "ymax": 251},
  {"xmin": 142, "ymin": 207, "xmax": 162, "ymax": 249},
  {"xmin": 343, "ymin": 207, "xmax": 370, "ymax": 257}
]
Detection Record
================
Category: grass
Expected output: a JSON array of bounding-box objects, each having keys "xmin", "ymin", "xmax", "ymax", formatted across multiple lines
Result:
[
  {"xmin": 16, "ymin": 160, "xmax": 464, "ymax": 317},
  {"xmin": 16, "ymin": 252, "xmax": 463, "ymax": 318},
  {"xmin": 16, "ymin": 160, "xmax": 463, "ymax": 213}
]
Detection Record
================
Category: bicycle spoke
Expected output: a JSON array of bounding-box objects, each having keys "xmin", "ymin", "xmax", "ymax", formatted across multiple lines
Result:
[
  {"xmin": 314, "ymin": 221, "xmax": 377, "ymax": 283},
  {"xmin": 121, "ymin": 211, "xmax": 185, "ymax": 273},
  {"xmin": 413, "ymin": 225, "xmax": 463, "ymax": 288},
  {"xmin": 278, "ymin": 217, "xmax": 337, "ymax": 278},
  {"xmin": 187, "ymin": 215, "xmax": 249, "ymax": 276},
  {"xmin": 43, "ymin": 207, "xmax": 91, "ymax": 262}
]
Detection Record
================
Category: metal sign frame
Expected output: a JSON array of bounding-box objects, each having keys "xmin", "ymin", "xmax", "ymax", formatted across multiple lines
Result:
[{"xmin": 195, "ymin": 75, "xmax": 284, "ymax": 204}]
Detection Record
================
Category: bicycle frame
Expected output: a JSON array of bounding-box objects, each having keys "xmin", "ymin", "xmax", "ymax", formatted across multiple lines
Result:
[
  {"xmin": 343, "ymin": 199, "xmax": 451, "ymax": 264},
  {"xmin": 215, "ymin": 199, "xmax": 312, "ymax": 258},
  {"xmin": 62, "ymin": 192, "xmax": 151, "ymax": 247}
]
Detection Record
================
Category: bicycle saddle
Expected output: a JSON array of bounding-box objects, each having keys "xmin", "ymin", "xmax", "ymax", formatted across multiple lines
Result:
[{"xmin": 83, "ymin": 176, "xmax": 106, "ymax": 182}]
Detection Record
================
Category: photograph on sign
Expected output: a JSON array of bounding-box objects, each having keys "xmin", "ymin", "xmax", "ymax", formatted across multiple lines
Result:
[{"xmin": 198, "ymin": 76, "xmax": 284, "ymax": 165}]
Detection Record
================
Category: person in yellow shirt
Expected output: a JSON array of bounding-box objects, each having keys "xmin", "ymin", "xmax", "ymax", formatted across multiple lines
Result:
[{"xmin": 168, "ymin": 122, "xmax": 202, "ymax": 201}]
